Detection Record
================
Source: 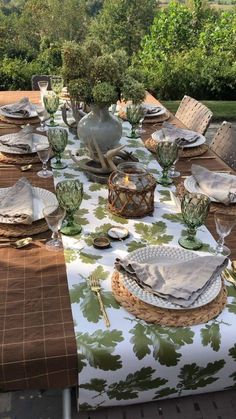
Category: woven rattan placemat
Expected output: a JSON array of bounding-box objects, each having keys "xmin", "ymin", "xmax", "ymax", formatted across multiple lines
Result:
[
  {"xmin": 112, "ymin": 271, "xmax": 227, "ymax": 326},
  {"xmin": 0, "ymin": 218, "xmax": 49, "ymax": 238},
  {"xmin": 0, "ymin": 114, "xmax": 39, "ymax": 125},
  {"xmin": 176, "ymin": 181, "xmax": 236, "ymax": 215},
  {"xmin": 119, "ymin": 111, "xmax": 170, "ymax": 124},
  {"xmin": 144, "ymin": 138, "xmax": 208, "ymax": 158},
  {"xmin": 0, "ymin": 151, "xmax": 40, "ymax": 164}
]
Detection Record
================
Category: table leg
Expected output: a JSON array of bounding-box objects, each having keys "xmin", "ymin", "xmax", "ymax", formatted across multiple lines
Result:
[{"xmin": 62, "ymin": 388, "xmax": 71, "ymax": 419}]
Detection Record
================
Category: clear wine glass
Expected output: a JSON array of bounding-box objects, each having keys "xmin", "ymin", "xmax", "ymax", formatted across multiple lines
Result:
[
  {"xmin": 43, "ymin": 92, "xmax": 59, "ymax": 127},
  {"xmin": 56, "ymin": 180, "xmax": 83, "ymax": 236},
  {"xmin": 43, "ymin": 205, "xmax": 66, "ymax": 251},
  {"xmin": 136, "ymin": 108, "xmax": 147, "ymax": 135},
  {"xmin": 50, "ymin": 76, "xmax": 64, "ymax": 95},
  {"xmin": 38, "ymin": 81, "xmax": 48, "ymax": 104},
  {"xmin": 47, "ymin": 127, "xmax": 68, "ymax": 169},
  {"xmin": 35, "ymin": 143, "xmax": 53, "ymax": 178},
  {"xmin": 35, "ymin": 105, "xmax": 49, "ymax": 132},
  {"xmin": 214, "ymin": 212, "xmax": 236, "ymax": 256}
]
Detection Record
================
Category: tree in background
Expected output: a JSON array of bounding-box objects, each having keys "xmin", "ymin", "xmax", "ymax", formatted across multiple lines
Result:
[{"xmin": 89, "ymin": 0, "xmax": 157, "ymax": 57}]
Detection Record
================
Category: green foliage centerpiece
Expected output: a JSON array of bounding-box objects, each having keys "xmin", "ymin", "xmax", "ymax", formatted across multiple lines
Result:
[{"xmin": 62, "ymin": 40, "xmax": 145, "ymax": 152}]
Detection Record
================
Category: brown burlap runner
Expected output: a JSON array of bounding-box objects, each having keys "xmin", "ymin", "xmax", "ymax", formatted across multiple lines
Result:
[
  {"xmin": 176, "ymin": 181, "xmax": 236, "ymax": 215},
  {"xmin": 0, "ymin": 114, "xmax": 39, "ymax": 125},
  {"xmin": 0, "ymin": 218, "xmax": 49, "ymax": 238},
  {"xmin": 112, "ymin": 271, "xmax": 227, "ymax": 326},
  {"xmin": 0, "ymin": 151, "xmax": 40, "ymax": 164},
  {"xmin": 144, "ymin": 137, "xmax": 208, "ymax": 158}
]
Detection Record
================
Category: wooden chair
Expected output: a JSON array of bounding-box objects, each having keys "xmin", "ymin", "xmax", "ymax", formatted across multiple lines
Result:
[
  {"xmin": 31, "ymin": 75, "xmax": 52, "ymax": 90},
  {"xmin": 210, "ymin": 121, "xmax": 236, "ymax": 170},
  {"xmin": 175, "ymin": 95, "xmax": 213, "ymax": 135}
]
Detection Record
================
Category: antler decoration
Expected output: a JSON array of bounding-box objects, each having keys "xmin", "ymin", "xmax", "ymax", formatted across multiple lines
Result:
[{"xmin": 69, "ymin": 138, "xmax": 127, "ymax": 174}]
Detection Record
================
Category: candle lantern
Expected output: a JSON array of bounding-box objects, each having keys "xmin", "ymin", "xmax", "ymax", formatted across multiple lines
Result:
[{"xmin": 108, "ymin": 162, "xmax": 156, "ymax": 218}]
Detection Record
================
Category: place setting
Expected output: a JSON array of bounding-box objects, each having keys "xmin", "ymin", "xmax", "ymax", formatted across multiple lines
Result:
[
  {"xmin": 144, "ymin": 121, "xmax": 209, "ymax": 158},
  {"xmin": 0, "ymin": 97, "xmax": 40, "ymax": 126}
]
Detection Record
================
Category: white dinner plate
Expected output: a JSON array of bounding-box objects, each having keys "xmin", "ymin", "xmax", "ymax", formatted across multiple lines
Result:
[
  {"xmin": 0, "ymin": 105, "xmax": 37, "ymax": 119},
  {"xmin": 0, "ymin": 133, "xmax": 49, "ymax": 155},
  {"xmin": 0, "ymin": 187, "xmax": 57, "ymax": 224},
  {"xmin": 119, "ymin": 245, "xmax": 222, "ymax": 310},
  {"xmin": 143, "ymin": 104, "xmax": 166, "ymax": 118},
  {"xmin": 151, "ymin": 130, "xmax": 206, "ymax": 148},
  {"xmin": 184, "ymin": 174, "xmax": 236, "ymax": 203}
]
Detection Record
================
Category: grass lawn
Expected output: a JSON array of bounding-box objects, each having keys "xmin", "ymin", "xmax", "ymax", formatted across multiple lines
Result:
[{"xmin": 162, "ymin": 101, "xmax": 236, "ymax": 121}]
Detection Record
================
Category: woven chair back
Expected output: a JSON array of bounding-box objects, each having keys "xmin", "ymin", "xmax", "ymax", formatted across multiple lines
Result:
[
  {"xmin": 175, "ymin": 95, "xmax": 213, "ymax": 135},
  {"xmin": 31, "ymin": 75, "xmax": 52, "ymax": 91},
  {"xmin": 210, "ymin": 122, "xmax": 236, "ymax": 170}
]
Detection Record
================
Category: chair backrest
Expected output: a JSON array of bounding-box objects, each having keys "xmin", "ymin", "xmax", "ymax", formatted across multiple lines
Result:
[
  {"xmin": 31, "ymin": 75, "xmax": 52, "ymax": 90},
  {"xmin": 210, "ymin": 121, "xmax": 236, "ymax": 170},
  {"xmin": 175, "ymin": 95, "xmax": 213, "ymax": 135}
]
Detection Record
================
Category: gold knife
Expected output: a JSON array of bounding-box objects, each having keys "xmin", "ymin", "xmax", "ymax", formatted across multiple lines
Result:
[{"xmin": 222, "ymin": 269, "xmax": 236, "ymax": 287}]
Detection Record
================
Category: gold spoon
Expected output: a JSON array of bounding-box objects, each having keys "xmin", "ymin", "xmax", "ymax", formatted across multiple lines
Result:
[
  {"xmin": 0, "ymin": 237, "xmax": 33, "ymax": 249},
  {"xmin": 20, "ymin": 164, "xmax": 32, "ymax": 171}
]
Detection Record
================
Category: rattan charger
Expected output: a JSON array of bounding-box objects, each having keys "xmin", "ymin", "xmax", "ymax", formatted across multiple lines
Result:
[
  {"xmin": 0, "ymin": 218, "xmax": 49, "ymax": 238},
  {"xmin": 144, "ymin": 137, "xmax": 208, "ymax": 158},
  {"xmin": 112, "ymin": 271, "xmax": 227, "ymax": 327},
  {"xmin": 176, "ymin": 181, "xmax": 236, "ymax": 215},
  {"xmin": 0, "ymin": 151, "xmax": 40, "ymax": 165},
  {"xmin": 0, "ymin": 114, "xmax": 39, "ymax": 126}
]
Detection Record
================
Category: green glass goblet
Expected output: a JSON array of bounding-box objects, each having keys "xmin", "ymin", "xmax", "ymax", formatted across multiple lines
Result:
[
  {"xmin": 43, "ymin": 91, "xmax": 59, "ymax": 127},
  {"xmin": 56, "ymin": 180, "xmax": 83, "ymax": 236},
  {"xmin": 47, "ymin": 127, "xmax": 68, "ymax": 169},
  {"xmin": 178, "ymin": 192, "xmax": 211, "ymax": 250},
  {"xmin": 50, "ymin": 75, "xmax": 64, "ymax": 95},
  {"xmin": 155, "ymin": 141, "xmax": 179, "ymax": 186},
  {"xmin": 126, "ymin": 104, "xmax": 145, "ymax": 139}
]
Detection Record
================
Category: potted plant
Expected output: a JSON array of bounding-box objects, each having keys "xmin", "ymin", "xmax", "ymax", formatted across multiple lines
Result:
[{"xmin": 62, "ymin": 40, "xmax": 145, "ymax": 152}]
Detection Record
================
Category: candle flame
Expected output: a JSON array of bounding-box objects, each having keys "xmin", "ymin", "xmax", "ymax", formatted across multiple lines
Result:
[{"xmin": 124, "ymin": 175, "xmax": 129, "ymax": 184}]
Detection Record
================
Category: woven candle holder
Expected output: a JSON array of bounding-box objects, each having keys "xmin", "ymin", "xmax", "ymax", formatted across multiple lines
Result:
[{"xmin": 107, "ymin": 162, "xmax": 156, "ymax": 218}]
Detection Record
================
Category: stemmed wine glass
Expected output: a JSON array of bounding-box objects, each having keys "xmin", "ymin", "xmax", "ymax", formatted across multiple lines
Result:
[
  {"xmin": 56, "ymin": 180, "xmax": 83, "ymax": 236},
  {"xmin": 214, "ymin": 212, "xmax": 236, "ymax": 256},
  {"xmin": 47, "ymin": 127, "xmax": 68, "ymax": 169},
  {"xmin": 155, "ymin": 141, "xmax": 179, "ymax": 186},
  {"xmin": 136, "ymin": 108, "xmax": 147, "ymax": 135},
  {"xmin": 50, "ymin": 76, "xmax": 64, "ymax": 95},
  {"xmin": 178, "ymin": 192, "xmax": 211, "ymax": 250},
  {"xmin": 126, "ymin": 104, "xmax": 145, "ymax": 139},
  {"xmin": 35, "ymin": 105, "xmax": 49, "ymax": 132},
  {"xmin": 35, "ymin": 143, "xmax": 53, "ymax": 178},
  {"xmin": 43, "ymin": 92, "xmax": 59, "ymax": 127},
  {"xmin": 43, "ymin": 205, "xmax": 66, "ymax": 251},
  {"xmin": 38, "ymin": 81, "xmax": 48, "ymax": 104}
]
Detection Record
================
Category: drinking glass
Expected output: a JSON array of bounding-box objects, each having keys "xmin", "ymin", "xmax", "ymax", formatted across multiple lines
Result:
[
  {"xmin": 43, "ymin": 205, "xmax": 66, "ymax": 251},
  {"xmin": 47, "ymin": 127, "xmax": 68, "ymax": 169},
  {"xmin": 136, "ymin": 108, "xmax": 147, "ymax": 135},
  {"xmin": 56, "ymin": 180, "xmax": 83, "ymax": 236},
  {"xmin": 43, "ymin": 92, "xmax": 59, "ymax": 127},
  {"xmin": 126, "ymin": 104, "xmax": 145, "ymax": 138},
  {"xmin": 50, "ymin": 76, "xmax": 64, "ymax": 95},
  {"xmin": 35, "ymin": 143, "xmax": 53, "ymax": 178},
  {"xmin": 178, "ymin": 192, "xmax": 211, "ymax": 250},
  {"xmin": 214, "ymin": 212, "xmax": 236, "ymax": 256},
  {"xmin": 155, "ymin": 141, "xmax": 179, "ymax": 186},
  {"xmin": 35, "ymin": 105, "xmax": 49, "ymax": 132},
  {"xmin": 38, "ymin": 81, "xmax": 48, "ymax": 104}
]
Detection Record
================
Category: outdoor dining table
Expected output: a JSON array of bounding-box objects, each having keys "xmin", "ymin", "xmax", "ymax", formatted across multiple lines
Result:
[{"xmin": 0, "ymin": 91, "xmax": 235, "ymax": 417}]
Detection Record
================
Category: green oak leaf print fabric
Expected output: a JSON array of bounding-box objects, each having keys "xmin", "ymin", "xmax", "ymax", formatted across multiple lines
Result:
[{"xmin": 51, "ymin": 114, "xmax": 236, "ymax": 409}]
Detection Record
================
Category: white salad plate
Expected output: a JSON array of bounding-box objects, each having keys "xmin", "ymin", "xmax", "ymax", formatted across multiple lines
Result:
[
  {"xmin": 184, "ymin": 173, "xmax": 236, "ymax": 203},
  {"xmin": 143, "ymin": 104, "xmax": 166, "ymax": 118},
  {"xmin": 0, "ymin": 187, "xmax": 57, "ymax": 224},
  {"xmin": 120, "ymin": 245, "xmax": 222, "ymax": 310},
  {"xmin": 0, "ymin": 133, "xmax": 49, "ymax": 154},
  {"xmin": 151, "ymin": 130, "xmax": 206, "ymax": 148}
]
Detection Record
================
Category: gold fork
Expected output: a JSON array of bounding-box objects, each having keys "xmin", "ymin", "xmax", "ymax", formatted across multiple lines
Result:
[{"xmin": 89, "ymin": 275, "xmax": 110, "ymax": 327}]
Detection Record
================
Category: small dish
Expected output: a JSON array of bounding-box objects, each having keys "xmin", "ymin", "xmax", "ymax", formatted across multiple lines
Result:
[
  {"xmin": 107, "ymin": 226, "xmax": 129, "ymax": 240},
  {"xmin": 93, "ymin": 236, "xmax": 111, "ymax": 249}
]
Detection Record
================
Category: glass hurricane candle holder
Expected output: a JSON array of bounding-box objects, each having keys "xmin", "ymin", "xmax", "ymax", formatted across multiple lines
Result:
[
  {"xmin": 47, "ymin": 127, "xmax": 68, "ymax": 169},
  {"xmin": 56, "ymin": 180, "xmax": 83, "ymax": 236},
  {"xmin": 108, "ymin": 161, "xmax": 156, "ymax": 218},
  {"xmin": 178, "ymin": 192, "xmax": 211, "ymax": 250}
]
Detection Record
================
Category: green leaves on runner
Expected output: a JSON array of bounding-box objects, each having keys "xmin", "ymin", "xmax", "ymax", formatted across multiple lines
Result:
[{"xmin": 200, "ymin": 323, "xmax": 221, "ymax": 352}]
